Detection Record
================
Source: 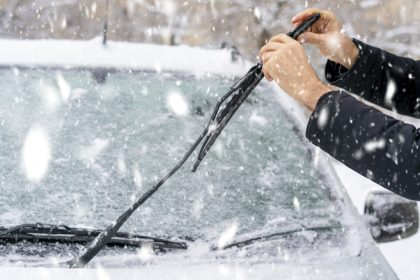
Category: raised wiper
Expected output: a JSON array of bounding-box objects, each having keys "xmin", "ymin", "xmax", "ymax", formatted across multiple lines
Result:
[
  {"xmin": 216, "ymin": 224, "xmax": 342, "ymax": 250},
  {"xmin": 0, "ymin": 223, "xmax": 187, "ymax": 251},
  {"xmin": 191, "ymin": 13, "xmax": 321, "ymax": 171}
]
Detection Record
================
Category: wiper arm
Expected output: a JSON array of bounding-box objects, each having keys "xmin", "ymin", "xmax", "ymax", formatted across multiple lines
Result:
[
  {"xmin": 0, "ymin": 223, "xmax": 187, "ymax": 251},
  {"xmin": 191, "ymin": 13, "xmax": 321, "ymax": 171},
  {"xmin": 216, "ymin": 224, "xmax": 342, "ymax": 250}
]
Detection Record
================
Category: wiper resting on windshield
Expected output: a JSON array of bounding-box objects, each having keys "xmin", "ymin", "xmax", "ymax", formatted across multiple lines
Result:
[
  {"xmin": 216, "ymin": 224, "xmax": 342, "ymax": 250},
  {"xmin": 67, "ymin": 14, "xmax": 321, "ymax": 268},
  {"xmin": 0, "ymin": 223, "xmax": 187, "ymax": 251}
]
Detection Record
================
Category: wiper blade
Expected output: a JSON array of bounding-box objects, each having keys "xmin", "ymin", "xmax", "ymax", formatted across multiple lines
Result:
[
  {"xmin": 191, "ymin": 63, "xmax": 263, "ymax": 171},
  {"xmin": 216, "ymin": 224, "xmax": 341, "ymax": 250},
  {"xmin": 191, "ymin": 12, "xmax": 321, "ymax": 171},
  {"xmin": 0, "ymin": 223, "xmax": 187, "ymax": 251}
]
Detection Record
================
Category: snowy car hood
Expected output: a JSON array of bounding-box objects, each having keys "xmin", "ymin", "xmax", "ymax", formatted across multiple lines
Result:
[
  {"xmin": 0, "ymin": 38, "xmax": 250, "ymax": 76},
  {"xmin": 0, "ymin": 258, "xmax": 395, "ymax": 280}
]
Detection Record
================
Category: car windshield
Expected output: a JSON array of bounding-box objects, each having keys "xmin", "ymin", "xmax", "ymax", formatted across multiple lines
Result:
[{"xmin": 0, "ymin": 67, "xmax": 343, "ymax": 266}]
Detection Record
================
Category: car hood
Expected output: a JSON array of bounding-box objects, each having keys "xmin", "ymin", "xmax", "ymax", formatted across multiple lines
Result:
[
  {"xmin": 0, "ymin": 233, "xmax": 397, "ymax": 280},
  {"xmin": 0, "ymin": 258, "xmax": 396, "ymax": 280}
]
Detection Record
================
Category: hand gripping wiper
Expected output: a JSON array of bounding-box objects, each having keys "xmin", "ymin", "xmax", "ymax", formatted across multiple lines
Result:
[
  {"xmin": 67, "ymin": 13, "xmax": 321, "ymax": 268},
  {"xmin": 192, "ymin": 12, "xmax": 321, "ymax": 171}
]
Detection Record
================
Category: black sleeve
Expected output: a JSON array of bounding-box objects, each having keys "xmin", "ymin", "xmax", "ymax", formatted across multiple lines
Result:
[
  {"xmin": 325, "ymin": 39, "xmax": 420, "ymax": 118},
  {"xmin": 306, "ymin": 90, "xmax": 420, "ymax": 201}
]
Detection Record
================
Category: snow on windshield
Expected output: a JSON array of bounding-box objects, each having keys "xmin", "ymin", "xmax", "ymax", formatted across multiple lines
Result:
[{"xmin": 0, "ymin": 67, "xmax": 342, "ymax": 265}]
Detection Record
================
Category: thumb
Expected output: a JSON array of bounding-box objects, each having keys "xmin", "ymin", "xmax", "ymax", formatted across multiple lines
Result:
[{"xmin": 298, "ymin": 32, "xmax": 324, "ymax": 46}]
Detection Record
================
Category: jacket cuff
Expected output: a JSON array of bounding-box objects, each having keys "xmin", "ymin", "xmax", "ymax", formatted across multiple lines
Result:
[{"xmin": 324, "ymin": 39, "xmax": 381, "ymax": 91}]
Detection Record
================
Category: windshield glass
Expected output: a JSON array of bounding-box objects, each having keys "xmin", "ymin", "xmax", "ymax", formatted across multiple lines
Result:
[{"xmin": 0, "ymin": 67, "xmax": 342, "ymax": 264}]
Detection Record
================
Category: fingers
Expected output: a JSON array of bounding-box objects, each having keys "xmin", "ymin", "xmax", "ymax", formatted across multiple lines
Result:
[
  {"xmin": 259, "ymin": 42, "xmax": 284, "ymax": 59},
  {"xmin": 260, "ymin": 50, "xmax": 274, "ymax": 64},
  {"xmin": 291, "ymin": 9, "xmax": 335, "ymax": 28},
  {"xmin": 269, "ymin": 33, "xmax": 297, "ymax": 44},
  {"xmin": 262, "ymin": 58, "xmax": 273, "ymax": 82},
  {"xmin": 258, "ymin": 34, "xmax": 297, "ymax": 60},
  {"xmin": 297, "ymin": 32, "xmax": 324, "ymax": 45},
  {"xmin": 258, "ymin": 33, "xmax": 306, "ymax": 82},
  {"xmin": 260, "ymin": 51, "xmax": 283, "ymax": 82},
  {"xmin": 291, "ymin": 8, "xmax": 322, "ymax": 24}
]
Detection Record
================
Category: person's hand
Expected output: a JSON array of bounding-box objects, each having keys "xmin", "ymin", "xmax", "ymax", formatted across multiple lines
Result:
[
  {"xmin": 259, "ymin": 34, "xmax": 332, "ymax": 111},
  {"xmin": 292, "ymin": 8, "xmax": 359, "ymax": 69}
]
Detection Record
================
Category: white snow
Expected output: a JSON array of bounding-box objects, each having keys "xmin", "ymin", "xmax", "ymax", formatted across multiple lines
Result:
[
  {"xmin": 293, "ymin": 197, "xmax": 301, "ymax": 212},
  {"xmin": 78, "ymin": 138, "xmax": 109, "ymax": 165},
  {"xmin": 0, "ymin": 263, "xmax": 383, "ymax": 280},
  {"xmin": 217, "ymin": 223, "xmax": 238, "ymax": 249},
  {"xmin": 117, "ymin": 155, "xmax": 127, "ymax": 176},
  {"xmin": 56, "ymin": 72, "xmax": 72, "ymax": 102},
  {"xmin": 359, "ymin": 0, "xmax": 381, "ymax": 8},
  {"xmin": 137, "ymin": 245, "xmax": 155, "ymax": 262},
  {"xmin": 364, "ymin": 138, "xmax": 386, "ymax": 152},
  {"xmin": 317, "ymin": 107, "xmax": 329, "ymax": 129},
  {"xmin": 249, "ymin": 111, "xmax": 268, "ymax": 126},
  {"xmin": 22, "ymin": 127, "xmax": 51, "ymax": 183},
  {"xmin": 39, "ymin": 79, "xmax": 61, "ymax": 111},
  {"xmin": 132, "ymin": 165, "xmax": 143, "ymax": 189},
  {"xmin": 385, "ymin": 79, "xmax": 397, "ymax": 107},
  {"xmin": 166, "ymin": 90, "xmax": 189, "ymax": 116},
  {"xmin": 0, "ymin": 38, "xmax": 249, "ymax": 76}
]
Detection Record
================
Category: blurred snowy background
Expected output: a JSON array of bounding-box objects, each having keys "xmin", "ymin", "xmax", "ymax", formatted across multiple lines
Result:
[
  {"xmin": 0, "ymin": 1, "xmax": 420, "ymax": 279},
  {"xmin": 1, "ymin": 0, "xmax": 419, "ymax": 66}
]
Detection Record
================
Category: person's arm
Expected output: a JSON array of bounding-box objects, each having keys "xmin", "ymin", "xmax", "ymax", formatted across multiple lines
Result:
[
  {"xmin": 293, "ymin": 8, "xmax": 420, "ymax": 118},
  {"xmin": 325, "ymin": 40, "xmax": 420, "ymax": 117},
  {"xmin": 260, "ymin": 9, "xmax": 420, "ymax": 200},
  {"xmin": 306, "ymin": 91, "xmax": 420, "ymax": 201}
]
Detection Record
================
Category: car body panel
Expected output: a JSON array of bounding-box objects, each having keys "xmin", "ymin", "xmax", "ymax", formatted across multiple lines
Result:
[
  {"xmin": 0, "ymin": 260, "xmax": 396, "ymax": 280},
  {"xmin": 0, "ymin": 39, "xmax": 398, "ymax": 279},
  {"xmin": 334, "ymin": 161, "xmax": 420, "ymax": 280}
]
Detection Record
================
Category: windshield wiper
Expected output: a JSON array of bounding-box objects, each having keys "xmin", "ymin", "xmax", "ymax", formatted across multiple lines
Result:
[
  {"xmin": 216, "ymin": 224, "xmax": 342, "ymax": 250},
  {"xmin": 191, "ymin": 63, "xmax": 263, "ymax": 171},
  {"xmin": 191, "ymin": 13, "xmax": 321, "ymax": 171},
  {"xmin": 68, "ymin": 13, "xmax": 322, "ymax": 268},
  {"xmin": 0, "ymin": 223, "xmax": 187, "ymax": 251}
]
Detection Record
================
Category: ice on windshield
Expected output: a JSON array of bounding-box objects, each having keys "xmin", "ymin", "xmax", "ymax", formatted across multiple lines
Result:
[{"xmin": 0, "ymin": 67, "xmax": 342, "ymax": 263}]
